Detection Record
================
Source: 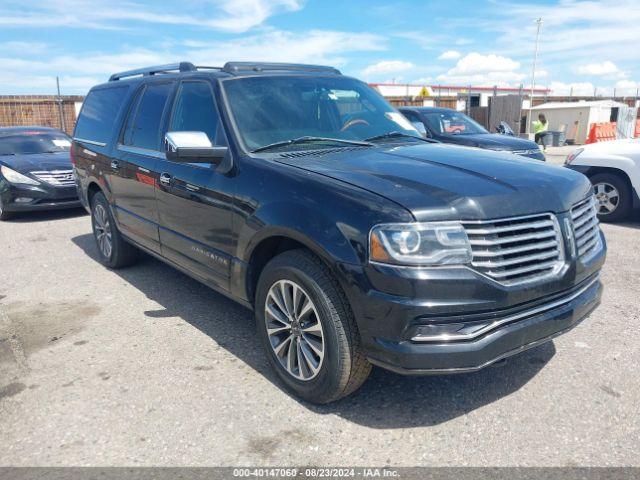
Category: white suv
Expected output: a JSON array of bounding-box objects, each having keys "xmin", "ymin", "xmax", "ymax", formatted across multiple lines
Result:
[{"xmin": 566, "ymin": 138, "xmax": 640, "ymax": 222}]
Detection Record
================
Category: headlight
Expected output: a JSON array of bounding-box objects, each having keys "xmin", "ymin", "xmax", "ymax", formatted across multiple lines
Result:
[
  {"xmin": 1, "ymin": 165, "xmax": 40, "ymax": 185},
  {"xmin": 565, "ymin": 148, "xmax": 583, "ymax": 165},
  {"xmin": 369, "ymin": 222, "xmax": 472, "ymax": 266}
]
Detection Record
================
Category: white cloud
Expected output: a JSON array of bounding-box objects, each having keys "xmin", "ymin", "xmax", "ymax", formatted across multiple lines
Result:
[
  {"xmin": 438, "ymin": 50, "xmax": 461, "ymax": 60},
  {"xmin": 204, "ymin": 0, "xmax": 304, "ymax": 32},
  {"xmin": 448, "ymin": 53, "xmax": 520, "ymax": 75},
  {"xmin": 0, "ymin": 29, "xmax": 387, "ymax": 93},
  {"xmin": 487, "ymin": 0, "xmax": 640, "ymax": 65},
  {"xmin": 362, "ymin": 60, "xmax": 414, "ymax": 77},
  {"xmin": 437, "ymin": 52, "xmax": 524, "ymax": 86},
  {"xmin": 547, "ymin": 81, "xmax": 596, "ymax": 96},
  {"xmin": 0, "ymin": 41, "xmax": 48, "ymax": 54},
  {"xmin": 614, "ymin": 80, "xmax": 640, "ymax": 94},
  {"xmin": 188, "ymin": 30, "xmax": 386, "ymax": 67},
  {"xmin": 576, "ymin": 61, "xmax": 625, "ymax": 78},
  {"xmin": 0, "ymin": 0, "xmax": 304, "ymax": 33}
]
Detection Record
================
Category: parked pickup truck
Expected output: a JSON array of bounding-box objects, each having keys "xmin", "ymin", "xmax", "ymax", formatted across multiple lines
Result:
[{"xmin": 72, "ymin": 62, "xmax": 605, "ymax": 403}]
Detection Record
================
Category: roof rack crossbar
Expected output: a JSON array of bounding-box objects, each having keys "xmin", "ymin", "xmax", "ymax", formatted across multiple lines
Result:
[
  {"xmin": 222, "ymin": 62, "xmax": 341, "ymax": 75},
  {"xmin": 109, "ymin": 62, "xmax": 197, "ymax": 82}
]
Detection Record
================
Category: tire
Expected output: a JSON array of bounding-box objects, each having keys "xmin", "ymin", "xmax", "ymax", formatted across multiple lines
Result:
[
  {"xmin": 90, "ymin": 192, "xmax": 139, "ymax": 268},
  {"xmin": 255, "ymin": 249, "xmax": 371, "ymax": 404},
  {"xmin": 0, "ymin": 197, "xmax": 13, "ymax": 221},
  {"xmin": 590, "ymin": 173, "xmax": 632, "ymax": 222}
]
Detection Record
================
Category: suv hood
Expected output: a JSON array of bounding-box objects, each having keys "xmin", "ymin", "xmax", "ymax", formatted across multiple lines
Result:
[
  {"xmin": 0, "ymin": 151, "xmax": 71, "ymax": 173},
  {"xmin": 275, "ymin": 143, "xmax": 591, "ymax": 221},
  {"xmin": 442, "ymin": 133, "xmax": 539, "ymax": 152}
]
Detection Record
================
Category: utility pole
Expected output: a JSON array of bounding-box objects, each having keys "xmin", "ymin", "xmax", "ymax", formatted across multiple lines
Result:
[
  {"xmin": 56, "ymin": 76, "xmax": 66, "ymax": 133},
  {"xmin": 527, "ymin": 17, "xmax": 543, "ymax": 136}
]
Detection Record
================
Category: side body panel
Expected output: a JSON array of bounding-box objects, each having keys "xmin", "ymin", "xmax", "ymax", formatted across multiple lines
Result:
[{"xmin": 571, "ymin": 147, "xmax": 640, "ymax": 198}]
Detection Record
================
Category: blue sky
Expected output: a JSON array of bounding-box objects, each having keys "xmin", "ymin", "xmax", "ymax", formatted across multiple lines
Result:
[{"xmin": 1, "ymin": 0, "xmax": 638, "ymax": 96}]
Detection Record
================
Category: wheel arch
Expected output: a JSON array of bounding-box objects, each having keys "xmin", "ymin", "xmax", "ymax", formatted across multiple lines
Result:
[
  {"xmin": 243, "ymin": 227, "xmax": 353, "ymax": 307},
  {"xmin": 86, "ymin": 181, "xmax": 103, "ymax": 204},
  {"xmin": 577, "ymin": 156, "xmax": 639, "ymax": 198},
  {"xmin": 585, "ymin": 166, "xmax": 639, "ymax": 207}
]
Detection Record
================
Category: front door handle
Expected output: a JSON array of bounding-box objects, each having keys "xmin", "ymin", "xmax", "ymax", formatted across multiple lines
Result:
[
  {"xmin": 159, "ymin": 172, "xmax": 172, "ymax": 187},
  {"xmin": 110, "ymin": 160, "xmax": 119, "ymax": 169}
]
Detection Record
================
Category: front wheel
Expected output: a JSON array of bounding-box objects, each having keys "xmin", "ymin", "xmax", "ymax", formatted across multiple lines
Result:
[
  {"xmin": 0, "ymin": 197, "xmax": 13, "ymax": 221},
  {"xmin": 90, "ymin": 192, "xmax": 139, "ymax": 268},
  {"xmin": 590, "ymin": 173, "xmax": 632, "ymax": 222},
  {"xmin": 255, "ymin": 250, "xmax": 371, "ymax": 404}
]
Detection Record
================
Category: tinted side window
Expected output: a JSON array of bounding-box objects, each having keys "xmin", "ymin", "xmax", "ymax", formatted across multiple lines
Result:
[
  {"xmin": 169, "ymin": 82, "xmax": 222, "ymax": 145},
  {"xmin": 74, "ymin": 86, "xmax": 128, "ymax": 144},
  {"xmin": 123, "ymin": 83, "xmax": 173, "ymax": 150}
]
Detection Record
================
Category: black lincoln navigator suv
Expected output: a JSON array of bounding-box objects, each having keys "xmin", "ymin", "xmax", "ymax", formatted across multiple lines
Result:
[{"xmin": 72, "ymin": 62, "xmax": 605, "ymax": 403}]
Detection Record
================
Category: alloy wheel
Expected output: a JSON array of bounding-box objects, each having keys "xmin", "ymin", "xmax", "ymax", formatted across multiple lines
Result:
[
  {"xmin": 265, "ymin": 279, "xmax": 325, "ymax": 381},
  {"xmin": 594, "ymin": 182, "xmax": 620, "ymax": 215},
  {"xmin": 93, "ymin": 203, "xmax": 113, "ymax": 258}
]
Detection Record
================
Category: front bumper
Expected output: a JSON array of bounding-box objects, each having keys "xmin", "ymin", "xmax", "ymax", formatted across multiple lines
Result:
[
  {"xmin": 338, "ymin": 227, "xmax": 605, "ymax": 375},
  {"xmin": 0, "ymin": 182, "xmax": 80, "ymax": 212},
  {"xmin": 366, "ymin": 274, "xmax": 601, "ymax": 374}
]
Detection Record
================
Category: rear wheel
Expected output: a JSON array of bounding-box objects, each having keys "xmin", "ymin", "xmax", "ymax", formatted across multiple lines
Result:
[
  {"xmin": 255, "ymin": 249, "xmax": 371, "ymax": 404},
  {"xmin": 90, "ymin": 192, "xmax": 139, "ymax": 268},
  {"xmin": 590, "ymin": 173, "xmax": 631, "ymax": 222}
]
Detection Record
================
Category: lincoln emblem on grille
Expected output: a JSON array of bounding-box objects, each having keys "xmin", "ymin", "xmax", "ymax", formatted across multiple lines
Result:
[{"xmin": 564, "ymin": 218, "xmax": 576, "ymax": 258}]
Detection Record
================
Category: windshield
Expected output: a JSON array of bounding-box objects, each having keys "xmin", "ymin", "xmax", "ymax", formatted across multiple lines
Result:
[
  {"xmin": 222, "ymin": 76, "xmax": 420, "ymax": 151},
  {"xmin": 0, "ymin": 131, "xmax": 72, "ymax": 155},
  {"xmin": 423, "ymin": 111, "xmax": 488, "ymax": 135}
]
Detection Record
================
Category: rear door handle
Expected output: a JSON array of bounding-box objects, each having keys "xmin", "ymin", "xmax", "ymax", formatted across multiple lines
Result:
[
  {"xmin": 159, "ymin": 172, "xmax": 172, "ymax": 187},
  {"xmin": 110, "ymin": 160, "xmax": 119, "ymax": 169}
]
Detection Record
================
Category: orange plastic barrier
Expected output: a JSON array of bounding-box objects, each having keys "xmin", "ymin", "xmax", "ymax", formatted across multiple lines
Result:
[{"xmin": 586, "ymin": 122, "xmax": 617, "ymax": 144}]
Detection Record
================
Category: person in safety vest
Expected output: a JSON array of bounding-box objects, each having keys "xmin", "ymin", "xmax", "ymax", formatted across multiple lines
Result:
[{"xmin": 533, "ymin": 113, "xmax": 549, "ymax": 151}]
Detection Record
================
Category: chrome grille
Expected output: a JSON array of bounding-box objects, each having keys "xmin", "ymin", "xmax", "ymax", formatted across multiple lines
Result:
[
  {"xmin": 571, "ymin": 196, "xmax": 601, "ymax": 259},
  {"xmin": 463, "ymin": 213, "xmax": 564, "ymax": 285},
  {"xmin": 31, "ymin": 170, "xmax": 75, "ymax": 187}
]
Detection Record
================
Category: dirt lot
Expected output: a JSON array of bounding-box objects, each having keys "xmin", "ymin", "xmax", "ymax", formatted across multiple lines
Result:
[{"xmin": 1, "ymin": 152, "xmax": 639, "ymax": 466}]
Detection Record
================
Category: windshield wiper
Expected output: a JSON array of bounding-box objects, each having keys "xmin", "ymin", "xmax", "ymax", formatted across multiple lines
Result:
[
  {"xmin": 365, "ymin": 131, "xmax": 439, "ymax": 143},
  {"xmin": 251, "ymin": 136, "xmax": 374, "ymax": 153}
]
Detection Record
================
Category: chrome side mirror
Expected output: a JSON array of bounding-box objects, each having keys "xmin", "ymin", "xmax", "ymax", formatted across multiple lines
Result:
[{"xmin": 164, "ymin": 131, "xmax": 227, "ymax": 164}]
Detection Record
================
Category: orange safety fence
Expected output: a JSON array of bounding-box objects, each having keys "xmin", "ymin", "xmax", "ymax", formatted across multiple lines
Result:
[{"xmin": 586, "ymin": 122, "xmax": 617, "ymax": 144}]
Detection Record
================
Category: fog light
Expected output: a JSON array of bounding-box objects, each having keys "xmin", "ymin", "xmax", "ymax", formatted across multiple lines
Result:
[
  {"xmin": 414, "ymin": 323, "xmax": 466, "ymax": 338},
  {"xmin": 412, "ymin": 320, "xmax": 492, "ymax": 341},
  {"xmin": 15, "ymin": 197, "xmax": 33, "ymax": 203}
]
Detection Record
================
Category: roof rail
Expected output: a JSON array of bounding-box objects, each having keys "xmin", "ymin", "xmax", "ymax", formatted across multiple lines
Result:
[
  {"xmin": 222, "ymin": 62, "xmax": 341, "ymax": 75},
  {"xmin": 109, "ymin": 62, "xmax": 197, "ymax": 82}
]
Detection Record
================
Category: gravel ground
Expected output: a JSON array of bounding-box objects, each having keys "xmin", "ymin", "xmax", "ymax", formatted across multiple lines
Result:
[{"xmin": 1, "ymin": 153, "xmax": 638, "ymax": 466}]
